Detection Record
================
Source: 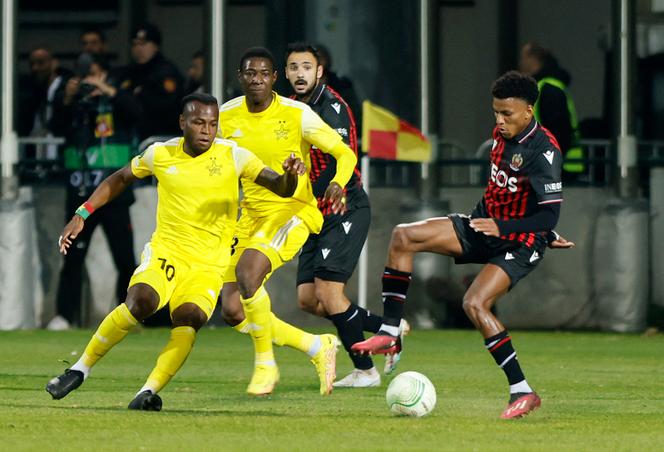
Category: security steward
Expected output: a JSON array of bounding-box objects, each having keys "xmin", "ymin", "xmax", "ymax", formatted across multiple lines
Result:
[{"xmin": 116, "ymin": 23, "xmax": 184, "ymax": 140}]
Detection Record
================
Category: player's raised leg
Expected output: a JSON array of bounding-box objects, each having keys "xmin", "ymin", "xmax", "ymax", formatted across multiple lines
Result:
[
  {"xmin": 46, "ymin": 283, "xmax": 159, "ymax": 399},
  {"xmin": 352, "ymin": 217, "xmax": 463, "ymax": 355},
  {"xmin": 462, "ymin": 264, "xmax": 540, "ymax": 419}
]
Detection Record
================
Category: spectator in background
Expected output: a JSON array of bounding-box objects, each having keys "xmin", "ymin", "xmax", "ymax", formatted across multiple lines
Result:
[
  {"xmin": 80, "ymin": 28, "xmax": 107, "ymax": 57},
  {"xmin": 115, "ymin": 23, "xmax": 183, "ymax": 140},
  {"xmin": 47, "ymin": 53, "xmax": 138, "ymax": 330},
  {"xmin": 184, "ymin": 50, "xmax": 205, "ymax": 95},
  {"xmin": 17, "ymin": 47, "xmax": 72, "ymax": 160},
  {"xmin": 315, "ymin": 44, "xmax": 363, "ymax": 130},
  {"xmin": 519, "ymin": 42, "xmax": 584, "ymax": 178}
]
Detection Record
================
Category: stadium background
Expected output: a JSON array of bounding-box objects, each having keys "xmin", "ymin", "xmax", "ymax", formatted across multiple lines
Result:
[{"xmin": 0, "ymin": 0, "xmax": 662, "ymax": 333}]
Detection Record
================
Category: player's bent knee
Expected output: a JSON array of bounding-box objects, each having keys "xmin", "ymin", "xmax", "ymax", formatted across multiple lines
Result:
[
  {"xmin": 171, "ymin": 303, "xmax": 208, "ymax": 331},
  {"xmin": 125, "ymin": 284, "xmax": 159, "ymax": 321},
  {"xmin": 235, "ymin": 268, "xmax": 263, "ymax": 299},
  {"xmin": 237, "ymin": 280, "xmax": 260, "ymax": 299},
  {"xmin": 298, "ymin": 296, "xmax": 318, "ymax": 315},
  {"xmin": 462, "ymin": 295, "xmax": 486, "ymax": 320},
  {"xmin": 391, "ymin": 224, "xmax": 413, "ymax": 252},
  {"xmin": 221, "ymin": 301, "xmax": 245, "ymax": 326}
]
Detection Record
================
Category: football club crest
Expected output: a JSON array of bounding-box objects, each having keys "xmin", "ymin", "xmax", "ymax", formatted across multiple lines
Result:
[
  {"xmin": 274, "ymin": 120, "xmax": 289, "ymax": 140},
  {"xmin": 207, "ymin": 157, "xmax": 222, "ymax": 176},
  {"xmin": 510, "ymin": 153, "xmax": 523, "ymax": 171}
]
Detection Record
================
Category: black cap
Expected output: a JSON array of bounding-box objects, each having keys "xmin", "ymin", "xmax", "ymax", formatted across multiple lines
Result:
[{"xmin": 131, "ymin": 23, "xmax": 161, "ymax": 45}]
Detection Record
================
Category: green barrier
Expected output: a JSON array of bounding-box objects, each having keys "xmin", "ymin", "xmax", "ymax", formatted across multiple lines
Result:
[{"xmin": 64, "ymin": 144, "xmax": 132, "ymax": 169}]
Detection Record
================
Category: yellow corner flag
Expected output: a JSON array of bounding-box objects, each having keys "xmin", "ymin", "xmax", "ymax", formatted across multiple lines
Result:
[{"xmin": 361, "ymin": 100, "xmax": 431, "ymax": 162}]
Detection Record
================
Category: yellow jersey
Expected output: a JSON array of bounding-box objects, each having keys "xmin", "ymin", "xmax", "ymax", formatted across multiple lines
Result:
[
  {"xmin": 218, "ymin": 92, "xmax": 353, "ymax": 233},
  {"xmin": 131, "ymin": 137, "xmax": 265, "ymax": 268}
]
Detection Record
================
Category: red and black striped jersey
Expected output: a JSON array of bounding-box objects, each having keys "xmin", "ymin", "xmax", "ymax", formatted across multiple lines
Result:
[
  {"xmin": 472, "ymin": 119, "xmax": 563, "ymax": 247},
  {"xmin": 292, "ymin": 84, "xmax": 368, "ymax": 216}
]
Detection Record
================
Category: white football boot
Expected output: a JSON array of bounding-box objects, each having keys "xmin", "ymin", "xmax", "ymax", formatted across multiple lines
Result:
[{"xmin": 332, "ymin": 367, "xmax": 381, "ymax": 388}]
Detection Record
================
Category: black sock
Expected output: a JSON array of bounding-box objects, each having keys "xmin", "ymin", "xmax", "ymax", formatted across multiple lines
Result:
[
  {"xmin": 484, "ymin": 330, "xmax": 526, "ymax": 386},
  {"xmin": 329, "ymin": 306, "xmax": 374, "ymax": 370},
  {"xmin": 352, "ymin": 304, "xmax": 383, "ymax": 333},
  {"xmin": 381, "ymin": 267, "xmax": 411, "ymax": 327}
]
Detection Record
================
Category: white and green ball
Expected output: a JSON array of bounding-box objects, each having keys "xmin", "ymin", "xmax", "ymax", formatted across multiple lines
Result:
[{"xmin": 385, "ymin": 371, "xmax": 437, "ymax": 417}]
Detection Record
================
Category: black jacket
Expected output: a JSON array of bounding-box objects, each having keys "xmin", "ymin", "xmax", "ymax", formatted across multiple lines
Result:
[
  {"xmin": 114, "ymin": 52, "xmax": 184, "ymax": 140},
  {"xmin": 533, "ymin": 61, "xmax": 574, "ymax": 153}
]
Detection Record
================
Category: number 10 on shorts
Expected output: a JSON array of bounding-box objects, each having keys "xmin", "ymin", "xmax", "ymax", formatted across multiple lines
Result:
[{"xmin": 158, "ymin": 258, "xmax": 176, "ymax": 281}]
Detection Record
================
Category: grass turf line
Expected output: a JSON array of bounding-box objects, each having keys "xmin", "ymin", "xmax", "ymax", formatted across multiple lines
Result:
[{"xmin": 0, "ymin": 328, "xmax": 663, "ymax": 451}]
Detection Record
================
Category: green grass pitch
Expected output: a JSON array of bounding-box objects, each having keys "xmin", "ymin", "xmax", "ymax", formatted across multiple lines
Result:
[{"xmin": 1, "ymin": 328, "xmax": 663, "ymax": 451}]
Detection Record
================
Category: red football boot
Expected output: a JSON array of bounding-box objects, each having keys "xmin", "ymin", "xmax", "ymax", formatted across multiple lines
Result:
[
  {"xmin": 351, "ymin": 333, "xmax": 400, "ymax": 355},
  {"xmin": 500, "ymin": 392, "xmax": 541, "ymax": 419}
]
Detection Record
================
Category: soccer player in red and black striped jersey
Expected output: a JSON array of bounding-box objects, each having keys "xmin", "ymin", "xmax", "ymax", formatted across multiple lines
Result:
[
  {"xmin": 353, "ymin": 71, "xmax": 575, "ymax": 419},
  {"xmin": 285, "ymin": 43, "xmax": 401, "ymax": 388}
]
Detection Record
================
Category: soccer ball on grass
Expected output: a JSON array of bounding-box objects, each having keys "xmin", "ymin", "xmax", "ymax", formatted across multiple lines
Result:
[{"xmin": 385, "ymin": 371, "xmax": 436, "ymax": 417}]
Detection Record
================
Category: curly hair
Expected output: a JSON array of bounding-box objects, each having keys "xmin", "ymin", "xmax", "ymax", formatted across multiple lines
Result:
[{"xmin": 491, "ymin": 71, "xmax": 539, "ymax": 105}]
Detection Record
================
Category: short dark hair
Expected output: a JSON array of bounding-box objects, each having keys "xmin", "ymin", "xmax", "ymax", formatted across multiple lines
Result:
[
  {"xmin": 285, "ymin": 42, "xmax": 319, "ymax": 64},
  {"xmin": 181, "ymin": 92, "xmax": 218, "ymax": 112},
  {"xmin": 80, "ymin": 28, "xmax": 106, "ymax": 43},
  {"xmin": 192, "ymin": 50, "xmax": 204, "ymax": 60},
  {"xmin": 491, "ymin": 71, "xmax": 539, "ymax": 105},
  {"xmin": 238, "ymin": 47, "xmax": 276, "ymax": 72}
]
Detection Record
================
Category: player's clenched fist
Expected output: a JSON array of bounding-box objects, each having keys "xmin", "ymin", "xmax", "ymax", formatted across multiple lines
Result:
[
  {"xmin": 323, "ymin": 181, "xmax": 345, "ymax": 215},
  {"xmin": 283, "ymin": 152, "xmax": 306, "ymax": 176}
]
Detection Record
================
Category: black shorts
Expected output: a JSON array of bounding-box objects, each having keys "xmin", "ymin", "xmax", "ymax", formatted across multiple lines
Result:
[
  {"xmin": 296, "ymin": 205, "xmax": 371, "ymax": 285},
  {"xmin": 449, "ymin": 214, "xmax": 546, "ymax": 289}
]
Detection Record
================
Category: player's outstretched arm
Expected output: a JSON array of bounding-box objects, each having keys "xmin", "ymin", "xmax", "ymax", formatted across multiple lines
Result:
[
  {"xmin": 254, "ymin": 153, "xmax": 306, "ymax": 198},
  {"xmin": 58, "ymin": 165, "xmax": 138, "ymax": 255}
]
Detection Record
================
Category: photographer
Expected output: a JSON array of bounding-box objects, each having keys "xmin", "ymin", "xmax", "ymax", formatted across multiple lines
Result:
[{"xmin": 47, "ymin": 54, "xmax": 138, "ymax": 330}]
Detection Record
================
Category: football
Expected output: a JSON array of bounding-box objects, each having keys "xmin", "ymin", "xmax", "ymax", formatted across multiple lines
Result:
[{"xmin": 385, "ymin": 371, "xmax": 437, "ymax": 417}]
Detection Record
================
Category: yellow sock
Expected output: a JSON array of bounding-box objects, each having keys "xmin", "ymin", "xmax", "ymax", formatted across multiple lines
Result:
[
  {"xmin": 233, "ymin": 318, "xmax": 250, "ymax": 334},
  {"xmin": 241, "ymin": 286, "xmax": 275, "ymax": 366},
  {"xmin": 80, "ymin": 304, "xmax": 137, "ymax": 368},
  {"xmin": 271, "ymin": 313, "xmax": 319, "ymax": 356},
  {"xmin": 143, "ymin": 326, "xmax": 197, "ymax": 393}
]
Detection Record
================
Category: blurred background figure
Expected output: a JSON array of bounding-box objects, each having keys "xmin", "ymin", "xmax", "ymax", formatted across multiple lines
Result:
[
  {"xmin": 315, "ymin": 43, "xmax": 363, "ymax": 131},
  {"xmin": 47, "ymin": 53, "xmax": 139, "ymax": 330},
  {"xmin": 79, "ymin": 28, "xmax": 107, "ymax": 57},
  {"xmin": 184, "ymin": 50, "xmax": 205, "ymax": 95},
  {"xmin": 519, "ymin": 42, "xmax": 584, "ymax": 179},
  {"xmin": 115, "ymin": 22, "xmax": 183, "ymax": 141},
  {"xmin": 17, "ymin": 47, "xmax": 72, "ymax": 161}
]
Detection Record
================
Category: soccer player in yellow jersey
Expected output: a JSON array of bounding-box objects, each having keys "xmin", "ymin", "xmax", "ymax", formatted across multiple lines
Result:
[
  {"xmin": 45, "ymin": 93, "xmax": 306, "ymax": 410},
  {"xmin": 217, "ymin": 47, "xmax": 357, "ymax": 396}
]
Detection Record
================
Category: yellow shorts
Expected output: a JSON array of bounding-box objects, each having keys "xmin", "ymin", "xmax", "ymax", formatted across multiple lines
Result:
[
  {"xmin": 129, "ymin": 242, "xmax": 224, "ymax": 319},
  {"xmin": 224, "ymin": 210, "xmax": 311, "ymax": 283}
]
